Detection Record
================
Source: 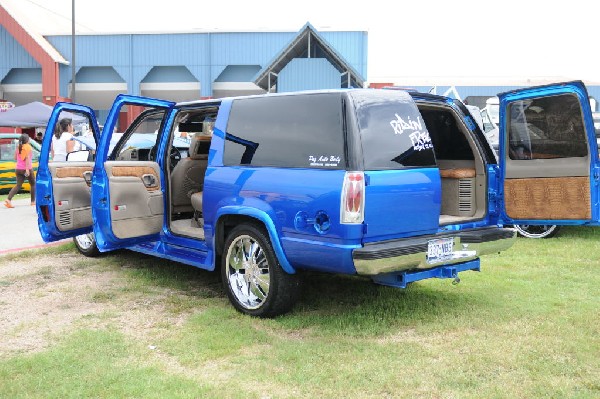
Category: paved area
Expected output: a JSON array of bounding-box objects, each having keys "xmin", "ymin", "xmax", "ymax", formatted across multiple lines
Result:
[{"xmin": 0, "ymin": 198, "xmax": 68, "ymax": 254}]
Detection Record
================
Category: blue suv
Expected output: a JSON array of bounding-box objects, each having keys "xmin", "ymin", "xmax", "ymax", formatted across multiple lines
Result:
[{"xmin": 36, "ymin": 82, "xmax": 600, "ymax": 316}]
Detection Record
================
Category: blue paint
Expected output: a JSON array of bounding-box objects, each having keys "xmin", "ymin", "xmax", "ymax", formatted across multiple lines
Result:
[
  {"xmin": 497, "ymin": 81, "xmax": 600, "ymax": 226},
  {"xmin": 371, "ymin": 259, "xmax": 480, "ymax": 288},
  {"xmin": 35, "ymin": 102, "xmax": 101, "ymax": 242}
]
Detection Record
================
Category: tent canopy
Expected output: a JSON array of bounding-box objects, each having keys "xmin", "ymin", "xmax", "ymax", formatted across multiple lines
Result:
[{"xmin": 0, "ymin": 101, "xmax": 88, "ymax": 128}]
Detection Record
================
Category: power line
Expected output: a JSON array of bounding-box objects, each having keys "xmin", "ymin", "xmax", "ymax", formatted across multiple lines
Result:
[{"xmin": 22, "ymin": 0, "xmax": 94, "ymax": 32}]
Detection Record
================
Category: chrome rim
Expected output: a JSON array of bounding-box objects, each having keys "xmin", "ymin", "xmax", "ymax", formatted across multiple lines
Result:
[
  {"xmin": 225, "ymin": 234, "xmax": 270, "ymax": 310},
  {"xmin": 514, "ymin": 225, "xmax": 558, "ymax": 239},
  {"xmin": 75, "ymin": 233, "xmax": 95, "ymax": 250}
]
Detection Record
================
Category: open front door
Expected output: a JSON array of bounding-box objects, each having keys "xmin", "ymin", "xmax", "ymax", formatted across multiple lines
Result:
[
  {"xmin": 36, "ymin": 103, "xmax": 100, "ymax": 242},
  {"xmin": 498, "ymin": 81, "xmax": 600, "ymax": 226},
  {"xmin": 91, "ymin": 95, "xmax": 175, "ymax": 251}
]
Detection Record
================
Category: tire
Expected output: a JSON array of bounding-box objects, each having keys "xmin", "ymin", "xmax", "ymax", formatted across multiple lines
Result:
[
  {"xmin": 221, "ymin": 224, "xmax": 300, "ymax": 318},
  {"xmin": 73, "ymin": 232, "xmax": 101, "ymax": 257},
  {"xmin": 514, "ymin": 224, "xmax": 561, "ymax": 239}
]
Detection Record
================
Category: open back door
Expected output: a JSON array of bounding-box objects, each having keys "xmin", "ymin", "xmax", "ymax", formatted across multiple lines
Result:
[
  {"xmin": 36, "ymin": 103, "xmax": 100, "ymax": 242},
  {"xmin": 91, "ymin": 95, "xmax": 175, "ymax": 251},
  {"xmin": 499, "ymin": 81, "xmax": 600, "ymax": 226}
]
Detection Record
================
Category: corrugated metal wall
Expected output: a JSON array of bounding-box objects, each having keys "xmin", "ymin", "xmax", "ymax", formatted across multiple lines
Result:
[
  {"xmin": 320, "ymin": 31, "xmax": 368, "ymax": 80},
  {"xmin": 0, "ymin": 25, "xmax": 40, "ymax": 82},
  {"xmin": 278, "ymin": 58, "xmax": 340, "ymax": 92},
  {"xmin": 42, "ymin": 29, "xmax": 367, "ymax": 99}
]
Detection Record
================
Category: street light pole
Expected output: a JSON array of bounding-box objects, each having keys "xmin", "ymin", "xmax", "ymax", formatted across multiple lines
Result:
[{"xmin": 71, "ymin": 0, "xmax": 76, "ymax": 102}]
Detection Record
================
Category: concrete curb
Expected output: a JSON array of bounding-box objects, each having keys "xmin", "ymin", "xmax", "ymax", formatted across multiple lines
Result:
[{"xmin": 0, "ymin": 240, "xmax": 69, "ymax": 256}]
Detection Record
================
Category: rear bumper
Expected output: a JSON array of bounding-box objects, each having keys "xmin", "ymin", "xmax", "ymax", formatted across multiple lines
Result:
[{"xmin": 352, "ymin": 227, "xmax": 516, "ymax": 276}]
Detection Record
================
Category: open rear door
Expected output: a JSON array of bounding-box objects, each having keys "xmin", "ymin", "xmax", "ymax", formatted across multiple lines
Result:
[
  {"xmin": 91, "ymin": 95, "xmax": 175, "ymax": 251},
  {"xmin": 498, "ymin": 81, "xmax": 600, "ymax": 226},
  {"xmin": 36, "ymin": 103, "xmax": 100, "ymax": 242}
]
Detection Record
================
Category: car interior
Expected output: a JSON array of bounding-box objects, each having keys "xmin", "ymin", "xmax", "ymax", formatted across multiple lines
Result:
[
  {"xmin": 167, "ymin": 107, "xmax": 218, "ymax": 239},
  {"xmin": 415, "ymin": 102, "xmax": 487, "ymax": 225}
]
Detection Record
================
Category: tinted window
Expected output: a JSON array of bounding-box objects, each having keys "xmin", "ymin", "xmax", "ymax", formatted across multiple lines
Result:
[
  {"xmin": 507, "ymin": 94, "xmax": 588, "ymax": 160},
  {"xmin": 420, "ymin": 108, "xmax": 474, "ymax": 161},
  {"xmin": 352, "ymin": 90, "xmax": 436, "ymax": 169},
  {"xmin": 224, "ymin": 93, "xmax": 345, "ymax": 169}
]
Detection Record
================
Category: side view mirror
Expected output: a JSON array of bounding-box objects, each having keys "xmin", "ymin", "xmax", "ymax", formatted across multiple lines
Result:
[{"xmin": 67, "ymin": 150, "xmax": 92, "ymax": 162}]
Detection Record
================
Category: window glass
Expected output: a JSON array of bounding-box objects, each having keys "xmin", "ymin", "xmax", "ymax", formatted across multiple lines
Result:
[
  {"xmin": 507, "ymin": 94, "xmax": 588, "ymax": 160},
  {"xmin": 420, "ymin": 108, "xmax": 474, "ymax": 161},
  {"xmin": 481, "ymin": 109, "xmax": 496, "ymax": 133},
  {"xmin": 224, "ymin": 93, "xmax": 345, "ymax": 169},
  {"xmin": 352, "ymin": 90, "xmax": 436, "ymax": 169},
  {"xmin": 112, "ymin": 110, "xmax": 165, "ymax": 161},
  {"xmin": 0, "ymin": 138, "xmax": 17, "ymax": 161}
]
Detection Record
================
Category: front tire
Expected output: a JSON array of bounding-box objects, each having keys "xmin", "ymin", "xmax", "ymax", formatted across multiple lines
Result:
[
  {"xmin": 221, "ymin": 224, "xmax": 300, "ymax": 318},
  {"xmin": 73, "ymin": 232, "xmax": 101, "ymax": 257},
  {"xmin": 514, "ymin": 224, "xmax": 560, "ymax": 239}
]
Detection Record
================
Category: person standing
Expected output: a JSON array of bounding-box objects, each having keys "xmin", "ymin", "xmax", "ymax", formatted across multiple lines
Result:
[
  {"xmin": 4, "ymin": 133, "xmax": 36, "ymax": 208},
  {"xmin": 51, "ymin": 117, "xmax": 75, "ymax": 162}
]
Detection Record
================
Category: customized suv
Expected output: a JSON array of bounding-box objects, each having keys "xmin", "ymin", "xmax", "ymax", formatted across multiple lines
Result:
[{"xmin": 36, "ymin": 82, "xmax": 600, "ymax": 317}]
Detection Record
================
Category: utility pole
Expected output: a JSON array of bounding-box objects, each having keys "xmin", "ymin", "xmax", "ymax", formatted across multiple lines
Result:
[{"xmin": 71, "ymin": 0, "xmax": 76, "ymax": 102}]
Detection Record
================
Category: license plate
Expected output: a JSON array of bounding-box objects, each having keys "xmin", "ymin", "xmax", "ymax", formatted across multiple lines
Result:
[{"xmin": 427, "ymin": 237, "xmax": 454, "ymax": 264}]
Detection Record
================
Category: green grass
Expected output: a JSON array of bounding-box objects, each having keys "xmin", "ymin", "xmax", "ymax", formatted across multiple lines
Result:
[
  {"xmin": 0, "ymin": 241, "xmax": 76, "ymax": 263},
  {"xmin": 0, "ymin": 227, "xmax": 599, "ymax": 398}
]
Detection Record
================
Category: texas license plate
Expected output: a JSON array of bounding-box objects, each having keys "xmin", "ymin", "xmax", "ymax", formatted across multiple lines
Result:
[{"xmin": 427, "ymin": 237, "xmax": 454, "ymax": 264}]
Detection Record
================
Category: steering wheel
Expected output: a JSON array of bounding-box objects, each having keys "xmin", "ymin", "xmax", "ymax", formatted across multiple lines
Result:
[{"xmin": 148, "ymin": 146, "xmax": 182, "ymax": 169}]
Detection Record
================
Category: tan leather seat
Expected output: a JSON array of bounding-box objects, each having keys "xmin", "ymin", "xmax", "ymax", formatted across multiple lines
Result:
[
  {"xmin": 191, "ymin": 192, "xmax": 203, "ymax": 214},
  {"xmin": 170, "ymin": 135, "xmax": 210, "ymax": 214}
]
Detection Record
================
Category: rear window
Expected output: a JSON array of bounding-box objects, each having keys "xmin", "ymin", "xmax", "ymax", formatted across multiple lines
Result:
[
  {"xmin": 351, "ymin": 90, "xmax": 436, "ymax": 170},
  {"xmin": 224, "ymin": 93, "xmax": 345, "ymax": 169},
  {"xmin": 507, "ymin": 94, "xmax": 588, "ymax": 160}
]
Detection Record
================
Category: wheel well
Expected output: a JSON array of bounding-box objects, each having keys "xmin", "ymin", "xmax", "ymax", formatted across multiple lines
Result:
[{"xmin": 215, "ymin": 214, "xmax": 266, "ymax": 257}]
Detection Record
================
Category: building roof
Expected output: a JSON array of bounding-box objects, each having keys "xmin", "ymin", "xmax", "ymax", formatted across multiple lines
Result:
[
  {"xmin": 254, "ymin": 23, "xmax": 364, "ymax": 91},
  {"xmin": 0, "ymin": 0, "xmax": 68, "ymax": 64}
]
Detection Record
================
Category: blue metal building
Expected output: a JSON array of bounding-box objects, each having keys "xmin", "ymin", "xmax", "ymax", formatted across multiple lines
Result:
[{"xmin": 1, "ymin": 13, "xmax": 368, "ymax": 123}]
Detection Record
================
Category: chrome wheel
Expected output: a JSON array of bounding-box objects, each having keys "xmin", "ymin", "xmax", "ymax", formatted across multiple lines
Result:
[
  {"xmin": 73, "ymin": 232, "xmax": 100, "ymax": 257},
  {"xmin": 514, "ymin": 225, "xmax": 560, "ymax": 239},
  {"xmin": 75, "ymin": 233, "xmax": 95, "ymax": 250},
  {"xmin": 225, "ymin": 234, "xmax": 271, "ymax": 310}
]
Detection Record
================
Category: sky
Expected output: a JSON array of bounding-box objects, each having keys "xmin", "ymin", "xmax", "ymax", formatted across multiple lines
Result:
[{"xmin": 5, "ymin": 0, "xmax": 600, "ymax": 84}]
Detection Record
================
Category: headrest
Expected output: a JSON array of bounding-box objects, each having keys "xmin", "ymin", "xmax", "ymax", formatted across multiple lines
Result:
[{"xmin": 189, "ymin": 135, "xmax": 211, "ymax": 160}]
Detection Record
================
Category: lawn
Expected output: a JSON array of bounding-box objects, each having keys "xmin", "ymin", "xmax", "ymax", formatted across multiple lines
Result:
[{"xmin": 0, "ymin": 227, "xmax": 598, "ymax": 398}]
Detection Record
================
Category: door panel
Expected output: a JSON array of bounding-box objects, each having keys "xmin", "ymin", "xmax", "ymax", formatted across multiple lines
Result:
[
  {"xmin": 498, "ymin": 81, "xmax": 599, "ymax": 224},
  {"xmin": 504, "ymin": 177, "xmax": 590, "ymax": 220},
  {"xmin": 104, "ymin": 161, "xmax": 163, "ymax": 239},
  {"xmin": 49, "ymin": 163, "xmax": 94, "ymax": 231},
  {"xmin": 91, "ymin": 95, "xmax": 175, "ymax": 251},
  {"xmin": 36, "ymin": 103, "xmax": 100, "ymax": 243}
]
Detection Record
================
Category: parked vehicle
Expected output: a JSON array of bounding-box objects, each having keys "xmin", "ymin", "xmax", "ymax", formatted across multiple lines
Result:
[
  {"xmin": 0, "ymin": 133, "xmax": 40, "ymax": 192},
  {"xmin": 36, "ymin": 82, "xmax": 600, "ymax": 317}
]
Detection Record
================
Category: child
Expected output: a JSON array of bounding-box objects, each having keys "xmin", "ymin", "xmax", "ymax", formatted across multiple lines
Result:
[{"xmin": 4, "ymin": 133, "xmax": 36, "ymax": 208}]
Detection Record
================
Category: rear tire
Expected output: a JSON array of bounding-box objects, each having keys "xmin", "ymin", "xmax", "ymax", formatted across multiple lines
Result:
[
  {"xmin": 514, "ymin": 224, "xmax": 560, "ymax": 239},
  {"xmin": 221, "ymin": 224, "xmax": 300, "ymax": 318},
  {"xmin": 73, "ymin": 232, "xmax": 101, "ymax": 257}
]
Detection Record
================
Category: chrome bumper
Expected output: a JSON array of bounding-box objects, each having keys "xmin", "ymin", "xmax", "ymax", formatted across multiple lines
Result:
[{"xmin": 353, "ymin": 227, "xmax": 516, "ymax": 276}]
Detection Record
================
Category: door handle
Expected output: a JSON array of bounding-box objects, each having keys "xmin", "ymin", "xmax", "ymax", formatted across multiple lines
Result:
[
  {"xmin": 142, "ymin": 174, "xmax": 157, "ymax": 188},
  {"xmin": 83, "ymin": 171, "xmax": 92, "ymax": 184}
]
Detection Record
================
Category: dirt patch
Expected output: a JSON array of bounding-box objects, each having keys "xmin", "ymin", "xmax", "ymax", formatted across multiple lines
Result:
[{"xmin": 0, "ymin": 252, "xmax": 196, "ymax": 357}]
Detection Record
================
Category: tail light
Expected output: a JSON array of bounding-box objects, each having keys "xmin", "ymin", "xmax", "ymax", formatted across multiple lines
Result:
[{"xmin": 341, "ymin": 171, "xmax": 365, "ymax": 224}]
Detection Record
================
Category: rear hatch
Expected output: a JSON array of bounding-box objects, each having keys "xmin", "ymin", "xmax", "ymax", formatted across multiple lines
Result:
[{"xmin": 349, "ymin": 90, "xmax": 441, "ymax": 243}]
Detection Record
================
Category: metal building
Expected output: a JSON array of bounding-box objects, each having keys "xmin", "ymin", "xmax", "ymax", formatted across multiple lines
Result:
[{"xmin": 1, "ymin": 2, "xmax": 367, "ymax": 125}]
